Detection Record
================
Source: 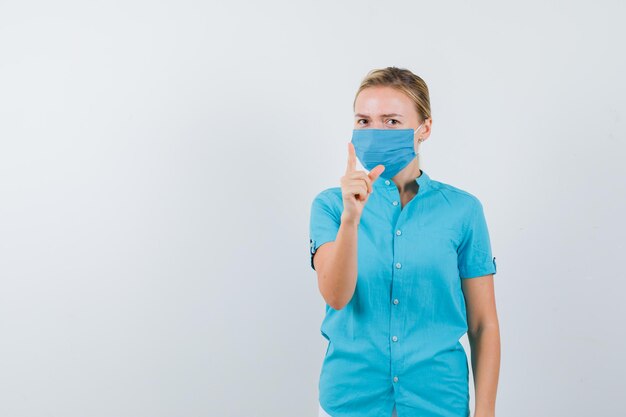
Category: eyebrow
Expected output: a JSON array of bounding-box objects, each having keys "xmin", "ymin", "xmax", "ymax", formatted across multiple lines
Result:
[{"xmin": 354, "ymin": 113, "xmax": 404, "ymax": 118}]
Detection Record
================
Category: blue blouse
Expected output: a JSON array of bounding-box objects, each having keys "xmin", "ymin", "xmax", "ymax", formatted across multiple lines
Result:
[{"xmin": 309, "ymin": 169, "xmax": 497, "ymax": 417}]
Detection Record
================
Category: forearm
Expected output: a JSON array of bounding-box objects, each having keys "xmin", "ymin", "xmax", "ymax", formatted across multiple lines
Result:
[
  {"xmin": 467, "ymin": 324, "xmax": 500, "ymax": 417},
  {"xmin": 321, "ymin": 216, "xmax": 359, "ymax": 310}
]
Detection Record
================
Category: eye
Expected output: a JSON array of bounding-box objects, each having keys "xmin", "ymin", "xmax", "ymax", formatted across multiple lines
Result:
[
  {"xmin": 357, "ymin": 119, "xmax": 368, "ymax": 125},
  {"xmin": 387, "ymin": 119, "xmax": 400, "ymax": 126}
]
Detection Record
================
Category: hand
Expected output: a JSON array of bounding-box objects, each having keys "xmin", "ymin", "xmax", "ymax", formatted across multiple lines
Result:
[{"xmin": 340, "ymin": 142, "xmax": 385, "ymax": 225}]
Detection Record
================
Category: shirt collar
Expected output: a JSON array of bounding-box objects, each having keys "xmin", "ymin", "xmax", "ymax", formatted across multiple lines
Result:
[{"xmin": 374, "ymin": 169, "xmax": 432, "ymax": 191}]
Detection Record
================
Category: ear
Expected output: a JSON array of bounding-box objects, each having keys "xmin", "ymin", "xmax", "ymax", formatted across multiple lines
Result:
[
  {"xmin": 414, "ymin": 119, "xmax": 431, "ymax": 153},
  {"xmin": 418, "ymin": 118, "xmax": 432, "ymax": 142}
]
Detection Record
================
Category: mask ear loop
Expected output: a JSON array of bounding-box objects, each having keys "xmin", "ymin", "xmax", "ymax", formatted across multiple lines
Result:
[{"xmin": 414, "ymin": 123, "xmax": 424, "ymax": 154}]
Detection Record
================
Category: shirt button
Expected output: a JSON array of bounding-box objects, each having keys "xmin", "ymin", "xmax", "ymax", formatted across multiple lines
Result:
[
  {"xmin": 385, "ymin": 180, "xmax": 391, "ymax": 185},
  {"xmin": 393, "ymin": 376, "xmax": 399, "ymax": 383},
  {"xmin": 396, "ymin": 229, "xmax": 402, "ymax": 236},
  {"xmin": 393, "ymin": 298, "xmax": 399, "ymax": 305},
  {"xmin": 392, "ymin": 201, "xmax": 399, "ymax": 206},
  {"xmin": 392, "ymin": 336, "xmax": 398, "ymax": 342},
  {"xmin": 395, "ymin": 262, "xmax": 402, "ymax": 269}
]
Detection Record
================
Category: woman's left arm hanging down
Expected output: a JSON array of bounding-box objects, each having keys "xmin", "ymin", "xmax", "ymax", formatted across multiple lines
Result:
[{"xmin": 462, "ymin": 274, "xmax": 500, "ymax": 417}]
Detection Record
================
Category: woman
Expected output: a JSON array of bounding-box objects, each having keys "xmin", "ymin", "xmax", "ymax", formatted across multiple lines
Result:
[{"xmin": 309, "ymin": 67, "xmax": 500, "ymax": 417}]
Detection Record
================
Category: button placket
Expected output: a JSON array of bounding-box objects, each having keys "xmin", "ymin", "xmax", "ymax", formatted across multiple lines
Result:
[{"xmin": 390, "ymin": 197, "xmax": 405, "ymax": 388}]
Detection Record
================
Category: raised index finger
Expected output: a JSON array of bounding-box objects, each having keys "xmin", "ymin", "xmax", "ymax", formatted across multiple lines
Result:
[{"xmin": 346, "ymin": 142, "xmax": 356, "ymax": 174}]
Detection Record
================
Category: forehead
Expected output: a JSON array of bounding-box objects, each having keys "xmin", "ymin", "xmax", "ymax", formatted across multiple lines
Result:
[{"xmin": 354, "ymin": 86, "xmax": 415, "ymax": 116}]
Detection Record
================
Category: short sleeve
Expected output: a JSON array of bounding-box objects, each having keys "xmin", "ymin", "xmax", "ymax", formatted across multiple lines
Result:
[
  {"xmin": 309, "ymin": 191, "xmax": 341, "ymax": 271},
  {"xmin": 457, "ymin": 198, "xmax": 497, "ymax": 279}
]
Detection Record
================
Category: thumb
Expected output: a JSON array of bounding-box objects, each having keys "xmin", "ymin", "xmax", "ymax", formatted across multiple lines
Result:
[{"xmin": 368, "ymin": 165, "xmax": 385, "ymax": 182}]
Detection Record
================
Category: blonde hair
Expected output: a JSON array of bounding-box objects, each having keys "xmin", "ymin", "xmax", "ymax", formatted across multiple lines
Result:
[{"xmin": 353, "ymin": 67, "xmax": 431, "ymax": 123}]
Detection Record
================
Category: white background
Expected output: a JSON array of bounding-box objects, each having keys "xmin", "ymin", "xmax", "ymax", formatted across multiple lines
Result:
[{"xmin": 1, "ymin": 1, "xmax": 625, "ymax": 416}]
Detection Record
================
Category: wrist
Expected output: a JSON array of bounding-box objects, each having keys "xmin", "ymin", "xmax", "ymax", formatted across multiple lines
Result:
[{"xmin": 340, "ymin": 214, "xmax": 360, "ymax": 227}]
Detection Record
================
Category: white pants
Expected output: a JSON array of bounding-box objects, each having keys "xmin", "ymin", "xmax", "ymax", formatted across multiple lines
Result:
[{"xmin": 319, "ymin": 402, "xmax": 398, "ymax": 417}]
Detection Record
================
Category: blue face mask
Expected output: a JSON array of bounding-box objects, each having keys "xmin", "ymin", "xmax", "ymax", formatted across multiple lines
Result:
[{"xmin": 351, "ymin": 123, "xmax": 423, "ymax": 179}]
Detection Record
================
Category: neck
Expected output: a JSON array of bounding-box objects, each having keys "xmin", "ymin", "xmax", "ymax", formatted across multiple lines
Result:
[{"xmin": 392, "ymin": 158, "xmax": 421, "ymax": 194}]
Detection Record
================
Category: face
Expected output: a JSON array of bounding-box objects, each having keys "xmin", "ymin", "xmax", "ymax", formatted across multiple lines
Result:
[{"xmin": 354, "ymin": 86, "xmax": 431, "ymax": 144}]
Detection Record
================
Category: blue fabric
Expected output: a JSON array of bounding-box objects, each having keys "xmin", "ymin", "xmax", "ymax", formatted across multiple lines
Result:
[
  {"xmin": 308, "ymin": 170, "xmax": 497, "ymax": 417},
  {"xmin": 350, "ymin": 128, "xmax": 418, "ymax": 179}
]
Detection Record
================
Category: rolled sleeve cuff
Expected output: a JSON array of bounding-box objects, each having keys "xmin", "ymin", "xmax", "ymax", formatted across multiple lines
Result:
[
  {"xmin": 460, "ymin": 256, "xmax": 497, "ymax": 279},
  {"xmin": 310, "ymin": 237, "xmax": 336, "ymax": 271}
]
